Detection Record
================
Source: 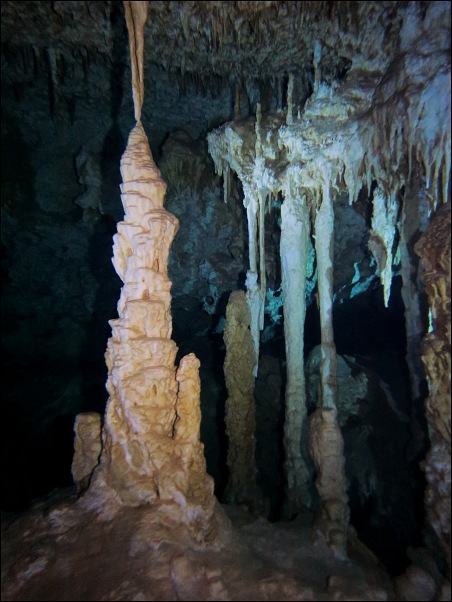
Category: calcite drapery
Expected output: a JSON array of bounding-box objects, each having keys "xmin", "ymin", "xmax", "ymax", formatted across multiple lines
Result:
[
  {"xmin": 415, "ymin": 202, "xmax": 451, "ymax": 578},
  {"xmin": 223, "ymin": 290, "xmax": 261, "ymax": 508}
]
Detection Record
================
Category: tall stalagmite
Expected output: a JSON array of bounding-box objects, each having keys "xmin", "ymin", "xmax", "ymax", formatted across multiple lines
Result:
[
  {"xmin": 415, "ymin": 202, "xmax": 451, "ymax": 578},
  {"xmin": 223, "ymin": 290, "xmax": 261, "ymax": 508},
  {"xmin": 85, "ymin": 1, "xmax": 215, "ymax": 534}
]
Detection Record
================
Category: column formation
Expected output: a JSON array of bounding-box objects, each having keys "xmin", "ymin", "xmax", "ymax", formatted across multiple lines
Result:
[
  {"xmin": 309, "ymin": 184, "xmax": 349, "ymax": 559},
  {"xmin": 280, "ymin": 187, "xmax": 313, "ymax": 515}
]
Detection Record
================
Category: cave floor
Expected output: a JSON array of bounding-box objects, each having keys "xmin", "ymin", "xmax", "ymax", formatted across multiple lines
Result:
[{"xmin": 1, "ymin": 488, "xmax": 396, "ymax": 601}]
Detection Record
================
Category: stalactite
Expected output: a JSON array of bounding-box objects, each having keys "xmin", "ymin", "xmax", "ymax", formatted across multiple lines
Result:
[
  {"xmin": 280, "ymin": 180, "xmax": 312, "ymax": 514},
  {"xmin": 313, "ymin": 40, "xmax": 322, "ymax": 91},
  {"xmin": 315, "ymin": 184, "xmax": 338, "ymax": 410},
  {"xmin": 286, "ymin": 73, "xmax": 294, "ymax": 125},
  {"xmin": 368, "ymin": 186, "xmax": 399, "ymax": 307},
  {"xmin": 243, "ymin": 183, "xmax": 261, "ymax": 376},
  {"xmin": 123, "ymin": 0, "xmax": 147, "ymax": 123},
  {"xmin": 258, "ymin": 187, "xmax": 266, "ymax": 332},
  {"xmin": 254, "ymin": 104, "xmax": 267, "ymax": 335}
]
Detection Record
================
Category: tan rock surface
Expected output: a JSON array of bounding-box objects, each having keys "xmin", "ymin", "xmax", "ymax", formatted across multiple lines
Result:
[
  {"xmin": 223, "ymin": 290, "xmax": 261, "ymax": 509},
  {"xmin": 71, "ymin": 412, "xmax": 102, "ymax": 494},
  {"xmin": 1, "ymin": 491, "xmax": 397, "ymax": 602},
  {"xmin": 308, "ymin": 408, "xmax": 350, "ymax": 560},
  {"xmin": 79, "ymin": 121, "xmax": 216, "ymax": 538}
]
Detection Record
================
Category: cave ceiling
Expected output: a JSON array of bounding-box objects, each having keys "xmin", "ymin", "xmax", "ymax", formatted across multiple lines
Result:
[{"xmin": 2, "ymin": 1, "xmax": 407, "ymax": 89}]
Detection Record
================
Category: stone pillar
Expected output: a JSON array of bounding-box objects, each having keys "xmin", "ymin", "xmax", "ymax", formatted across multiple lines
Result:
[
  {"xmin": 310, "ymin": 185, "xmax": 349, "ymax": 558},
  {"xmin": 415, "ymin": 202, "xmax": 451, "ymax": 578},
  {"xmin": 280, "ymin": 192, "xmax": 312, "ymax": 514},
  {"xmin": 87, "ymin": 124, "xmax": 214, "ymax": 533},
  {"xmin": 223, "ymin": 290, "xmax": 260, "ymax": 508}
]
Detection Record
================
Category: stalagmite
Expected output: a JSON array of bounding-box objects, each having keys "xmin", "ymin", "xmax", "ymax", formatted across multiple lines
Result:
[
  {"xmin": 279, "ymin": 181, "xmax": 312, "ymax": 514},
  {"xmin": 308, "ymin": 409, "xmax": 349, "ymax": 560},
  {"xmin": 223, "ymin": 290, "xmax": 261, "ymax": 509},
  {"xmin": 309, "ymin": 183, "xmax": 349, "ymax": 559},
  {"xmin": 81, "ymin": 1, "xmax": 215, "ymax": 534},
  {"xmin": 71, "ymin": 412, "xmax": 102, "ymax": 494},
  {"xmin": 414, "ymin": 203, "xmax": 451, "ymax": 578}
]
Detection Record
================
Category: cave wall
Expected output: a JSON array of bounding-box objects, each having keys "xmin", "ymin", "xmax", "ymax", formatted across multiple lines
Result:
[{"xmin": 415, "ymin": 203, "xmax": 451, "ymax": 578}]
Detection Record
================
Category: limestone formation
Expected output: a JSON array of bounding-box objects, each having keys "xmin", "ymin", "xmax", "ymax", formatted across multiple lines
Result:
[
  {"xmin": 311, "ymin": 184, "xmax": 349, "ymax": 558},
  {"xmin": 415, "ymin": 202, "xmax": 451, "ymax": 578},
  {"xmin": 280, "ymin": 187, "xmax": 312, "ymax": 513},
  {"xmin": 71, "ymin": 412, "xmax": 102, "ymax": 494},
  {"xmin": 223, "ymin": 290, "xmax": 260, "ymax": 508},
  {"xmin": 308, "ymin": 408, "xmax": 349, "ymax": 560},
  {"xmin": 78, "ymin": 1, "xmax": 215, "ymax": 534},
  {"xmin": 85, "ymin": 120, "xmax": 215, "ymax": 527}
]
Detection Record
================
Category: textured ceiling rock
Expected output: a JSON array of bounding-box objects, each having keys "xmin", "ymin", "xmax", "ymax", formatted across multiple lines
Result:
[{"xmin": 1, "ymin": 1, "xmax": 405, "ymax": 81}]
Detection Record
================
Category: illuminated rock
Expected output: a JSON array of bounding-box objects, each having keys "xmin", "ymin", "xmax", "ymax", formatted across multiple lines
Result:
[
  {"xmin": 78, "ymin": 1, "xmax": 216, "ymax": 537},
  {"xmin": 71, "ymin": 412, "xmax": 102, "ymax": 494}
]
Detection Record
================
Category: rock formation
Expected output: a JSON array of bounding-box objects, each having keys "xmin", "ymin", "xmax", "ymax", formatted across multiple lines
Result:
[
  {"xmin": 223, "ymin": 290, "xmax": 261, "ymax": 509},
  {"xmin": 71, "ymin": 412, "xmax": 102, "ymax": 494},
  {"xmin": 415, "ymin": 202, "xmax": 451, "ymax": 578},
  {"xmin": 308, "ymin": 408, "xmax": 349, "ymax": 560},
  {"xmin": 311, "ymin": 183, "xmax": 349, "ymax": 557},
  {"xmin": 279, "ymin": 187, "xmax": 312, "ymax": 514},
  {"xmin": 78, "ymin": 1, "xmax": 216, "ymax": 535}
]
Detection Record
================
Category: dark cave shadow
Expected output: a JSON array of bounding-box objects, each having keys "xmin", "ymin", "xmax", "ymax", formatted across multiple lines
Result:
[
  {"xmin": 78, "ymin": 0, "xmax": 127, "ymax": 423},
  {"xmin": 333, "ymin": 276, "xmax": 429, "ymax": 576},
  {"xmin": 78, "ymin": 120, "xmax": 124, "ymax": 419},
  {"xmin": 207, "ymin": 290, "xmax": 231, "ymax": 500}
]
